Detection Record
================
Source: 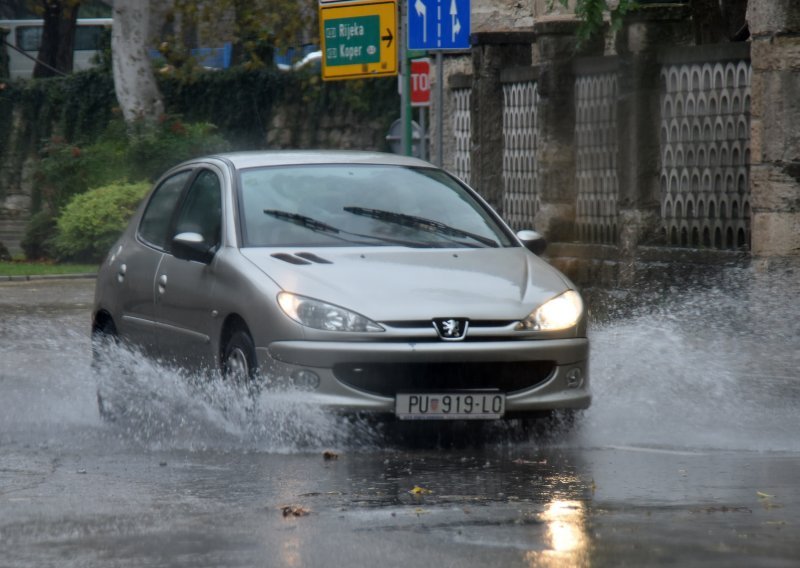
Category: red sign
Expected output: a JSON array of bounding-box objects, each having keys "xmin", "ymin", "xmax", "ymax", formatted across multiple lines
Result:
[{"xmin": 410, "ymin": 58, "xmax": 431, "ymax": 107}]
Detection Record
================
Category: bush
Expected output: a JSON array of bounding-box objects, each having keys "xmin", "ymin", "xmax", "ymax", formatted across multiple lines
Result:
[
  {"xmin": 127, "ymin": 116, "xmax": 231, "ymax": 181},
  {"xmin": 21, "ymin": 211, "xmax": 58, "ymax": 260},
  {"xmin": 34, "ymin": 116, "xmax": 230, "ymax": 214},
  {"xmin": 54, "ymin": 182, "xmax": 150, "ymax": 262}
]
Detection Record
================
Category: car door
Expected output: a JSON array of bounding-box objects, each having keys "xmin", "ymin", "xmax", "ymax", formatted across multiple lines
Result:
[
  {"xmin": 152, "ymin": 167, "xmax": 224, "ymax": 369},
  {"xmin": 114, "ymin": 170, "xmax": 194, "ymax": 354}
]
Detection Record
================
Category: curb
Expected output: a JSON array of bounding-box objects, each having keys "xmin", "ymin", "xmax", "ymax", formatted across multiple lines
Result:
[{"xmin": 1, "ymin": 273, "xmax": 98, "ymax": 282}]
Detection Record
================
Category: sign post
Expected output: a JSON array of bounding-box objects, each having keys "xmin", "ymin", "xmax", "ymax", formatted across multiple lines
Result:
[
  {"xmin": 319, "ymin": 0, "xmax": 398, "ymax": 81},
  {"xmin": 406, "ymin": 0, "xmax": 470, "ymax": 165}
]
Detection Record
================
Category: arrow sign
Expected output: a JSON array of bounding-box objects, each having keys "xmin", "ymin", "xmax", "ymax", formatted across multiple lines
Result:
[
  {"xmin": 450, "ymin": 0, "xmax": 460, "ymax": 43},
  {"xmin": 408, "ymin": 0, "xmax": 470, "ymax": 51},
  {"xmin": 319, "ymin": 0, "xmax": 397, "ymax": 81},
  {"xmin": 415, "ymin": 0, "xmax": 427, "ymax": 43}
]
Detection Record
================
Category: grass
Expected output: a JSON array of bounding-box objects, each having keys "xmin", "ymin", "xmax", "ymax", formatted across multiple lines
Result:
[{"xmin": 0, "ymin": 261, "xmax": 98, "ymax": 277}]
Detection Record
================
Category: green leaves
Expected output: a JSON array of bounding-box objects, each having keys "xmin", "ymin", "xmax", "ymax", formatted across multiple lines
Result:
[
  {"xmin": 54, "ymin": 181, "xmax": 150, "ymax": 262},
  {"xmin": 549, "ymin": 0, "xmax": 640, "ymax": 45}
]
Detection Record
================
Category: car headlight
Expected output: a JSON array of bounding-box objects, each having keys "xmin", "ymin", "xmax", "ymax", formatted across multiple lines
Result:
[
  {"xmin": 516, "ymin": 290, "xmax": 584, "ymax": 331},
  {"xmin": 277, "ymin": 292, "xmax": 384, "ymax": 332}
]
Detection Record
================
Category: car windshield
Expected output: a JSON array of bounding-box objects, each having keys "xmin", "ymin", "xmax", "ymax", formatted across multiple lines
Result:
[{"xmin": 237, "ymin": 164, "xmax": 515, "ymax": 248}]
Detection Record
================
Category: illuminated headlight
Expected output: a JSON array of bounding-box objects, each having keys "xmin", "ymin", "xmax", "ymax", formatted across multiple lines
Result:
[
  {"xmin": 277, "ymin": 292, "xmax": 384, "ymax": 332},
  {"xmin": 516, "ymin": 290, "xmax": 584, "ymax": 331}
]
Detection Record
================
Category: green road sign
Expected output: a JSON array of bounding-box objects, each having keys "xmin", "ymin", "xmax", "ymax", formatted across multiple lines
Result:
[{"xmin": 320, "ymin": 0, "xmax": 397, "ymax": 80}]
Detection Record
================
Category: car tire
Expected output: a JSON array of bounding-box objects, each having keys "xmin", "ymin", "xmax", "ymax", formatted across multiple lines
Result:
[{"xmin": 222, "ymin": 329, "xmax": 258, "ymax": 389}]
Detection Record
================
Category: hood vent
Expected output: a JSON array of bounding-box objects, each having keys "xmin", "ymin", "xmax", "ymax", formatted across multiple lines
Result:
[
  {"xmin": 271, "ymin": 252, "xmax": 333, "ymax": 265},
  {"xmin": 294, "ymin": 252, "xmax": 333, "ymax": 264}
]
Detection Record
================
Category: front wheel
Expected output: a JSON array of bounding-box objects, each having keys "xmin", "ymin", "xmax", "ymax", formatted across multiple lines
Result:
[{"xmin": 222, "ymin": 329, "xmax": 259, "ymax": 389}]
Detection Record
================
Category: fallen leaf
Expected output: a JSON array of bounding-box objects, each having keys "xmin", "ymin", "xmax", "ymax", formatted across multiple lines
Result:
[
  {"xmin": 323, "ymin": 450, "xmax": 339, "ymax": 461},
  {"xmin": 280, "ymin": 505, "xmax": 310, "ymax": 517},
  {"xmin": 409, "ymin": 485, "xmax": 432, "ymax": 495},
  {"xmin": 757, "ymin": 491, "xmax": 775, "ymax": 499}
]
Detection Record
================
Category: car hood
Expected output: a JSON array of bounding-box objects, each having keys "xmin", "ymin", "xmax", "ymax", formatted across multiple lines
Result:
[{"xmin": 240, "ymin": 247, "xmax": 571, "ymax": 321}]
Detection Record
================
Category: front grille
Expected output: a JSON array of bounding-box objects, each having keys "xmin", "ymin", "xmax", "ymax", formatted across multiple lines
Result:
[{"xmin": 333, "ymin": 361, "xmax": 555, "ymax": 397}]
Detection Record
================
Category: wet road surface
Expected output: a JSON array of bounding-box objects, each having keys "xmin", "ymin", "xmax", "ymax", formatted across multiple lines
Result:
[{"xmin": 1, "ymin": 275, "xmax": 799, "ymax": 567}]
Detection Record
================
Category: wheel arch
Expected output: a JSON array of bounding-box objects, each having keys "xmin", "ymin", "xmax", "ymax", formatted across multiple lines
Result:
[
  {"xmin": 219, "ymin": 313, "xmax": 252, "ymax": 362},
  {"xmin": 92, "ymin": 309, "xmax": 116, "ymax": 335}
]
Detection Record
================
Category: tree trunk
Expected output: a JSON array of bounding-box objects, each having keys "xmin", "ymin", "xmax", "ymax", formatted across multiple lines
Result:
[
  {"xmin": 33, "ymin": 0, "xmax": 79, "ymax": 78},
  {"xmin": 112, "ymin": 0, "xmax": 164, "ymax": 125}
]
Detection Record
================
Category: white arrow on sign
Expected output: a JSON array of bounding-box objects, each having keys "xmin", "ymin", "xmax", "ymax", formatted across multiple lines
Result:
[
  {"xmin": 415, "ymin": 0, "xmax": 427, "ymax": 43},
  {"xmin": 450, "ymin": 0, "xmax": 461, "ymax": 43}
]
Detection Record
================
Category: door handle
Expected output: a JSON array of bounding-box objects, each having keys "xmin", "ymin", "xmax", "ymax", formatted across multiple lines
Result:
[
  {"xmin": 158, "ymin": 274, "xmax": 167, "ymax": 295},
  {"xmin": 117, "ymin": 263, "xmax": 127, "ymax": 283}
]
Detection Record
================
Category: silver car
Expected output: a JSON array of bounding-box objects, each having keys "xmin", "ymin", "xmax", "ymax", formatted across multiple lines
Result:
[{"xmin": 93, "ymin": 151, "xmax": 589, "ymax": 422}]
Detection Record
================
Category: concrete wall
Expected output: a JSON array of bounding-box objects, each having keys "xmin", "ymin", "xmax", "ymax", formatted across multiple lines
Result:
[
  {"xmin": 433, "ymin": 0, "xmax": 798, "ymax": 271},
  {"xmin": 747, "ymin": 0, "xmax": 800, "ymax": 256}
]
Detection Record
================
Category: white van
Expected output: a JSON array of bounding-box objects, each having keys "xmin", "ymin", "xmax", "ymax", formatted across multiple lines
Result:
[{"xmin": 0, "ymin": 18, "xmax": 112, "ymax": 79}]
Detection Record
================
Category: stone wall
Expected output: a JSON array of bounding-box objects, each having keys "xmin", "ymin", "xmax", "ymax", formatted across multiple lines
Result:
[
  {"xmin": 747, "ymin": 0, "xmax": 800, "ymax": 256},
  {"xmin": 432, "ymin": 0, "xmax": 798, "ymax": 282}
]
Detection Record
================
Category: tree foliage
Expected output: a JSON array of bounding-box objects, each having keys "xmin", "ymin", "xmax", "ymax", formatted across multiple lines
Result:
[
  {"xmin": 551, "ymin": 0, "xmax": 639, "ymax": 44},
  {"xmin": 161, "ymin": 0, "xmax": 316, "ymax": 71}
]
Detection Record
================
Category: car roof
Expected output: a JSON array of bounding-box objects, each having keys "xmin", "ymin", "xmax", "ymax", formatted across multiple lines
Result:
[{"xmin": 199, "ymin": 150, "xmax": 434, "ymax": 170}]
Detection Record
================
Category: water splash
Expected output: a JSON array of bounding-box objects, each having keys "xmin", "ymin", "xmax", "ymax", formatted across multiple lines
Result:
[
  {"xmin": 93, "ymin": 344, "xmax": 383, "ymax": 453},
  {"xmin": 1, "ymin": 262, "xmax": 797, "ymax": 454},
  {"xmin": 581, "ymin": 262, "xmax": 800, "ymax": 452}
]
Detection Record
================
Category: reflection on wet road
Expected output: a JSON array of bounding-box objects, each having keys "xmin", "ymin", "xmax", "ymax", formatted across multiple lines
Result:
[{"xmin": 1, "ymin": 267, "xmax": 799, "ymax": 567}]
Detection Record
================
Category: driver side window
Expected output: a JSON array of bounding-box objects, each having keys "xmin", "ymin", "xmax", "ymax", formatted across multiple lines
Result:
[
  {"xmin": 138, "ymin": 170, "xmax": 193, "ymax": 249},
  {"xmin": 173, "ymin": 169, "xmax": 222, "ymax": 249}
]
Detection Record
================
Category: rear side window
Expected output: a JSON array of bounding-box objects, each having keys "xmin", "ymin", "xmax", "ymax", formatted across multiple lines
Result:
[
  {"xmin": 16, "ymin": 27, "xmax": 42, "ymax": 51},
  {"xmin": 138, "ymin": 171, "xmax": 192, "ymax": 249},
  {"xmin": 74, "ymin": 25, "xmax": 106, "ymax": 50}
]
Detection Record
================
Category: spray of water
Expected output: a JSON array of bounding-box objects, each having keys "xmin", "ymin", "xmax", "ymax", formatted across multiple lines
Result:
[
  {"xmin": 582, "ymin": 262, "xmax": 800, "ymax": 452},
  {"xmin": 92, "ymin": 344, "xmax": 384, "ymax": 453},
  {"xmin": 1, "ymin": 262, "xmax": 797, "ymax": 453}
]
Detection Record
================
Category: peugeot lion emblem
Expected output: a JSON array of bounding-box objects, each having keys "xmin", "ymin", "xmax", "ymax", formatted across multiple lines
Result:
[{"xmin": 433, "ymin": 318, "xmax": 469, "ymax": 341}]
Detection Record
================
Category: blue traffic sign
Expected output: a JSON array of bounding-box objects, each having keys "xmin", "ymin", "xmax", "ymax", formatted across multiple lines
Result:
[{"xmin": 408, "ymin": 0, "xmax": 470, "ymax": 51}]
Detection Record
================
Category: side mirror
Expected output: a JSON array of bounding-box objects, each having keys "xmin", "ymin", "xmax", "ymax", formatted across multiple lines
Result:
[
  {"xmin": 516, "ymin": 229, "xmax": 547, "ymax": 255},
  {"xmin": 172, "ymin": 232, "xmax": 215, "ymax": 264}
]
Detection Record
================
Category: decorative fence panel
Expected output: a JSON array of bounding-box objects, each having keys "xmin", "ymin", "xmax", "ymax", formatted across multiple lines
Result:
[
  {"xmin": 574, "ymin": 71, "xmax": 619, "ymax": 244},
  {"xmin": 501, "ymin": 81, "xmax": 539, "ymax": 231},
  {"xmin": 452, "ymin": 88, "xmax": 472, "ymax": 185},
  {"xmin": 659, "ymin": 58, "xmax": 751, "ymax": 249}
]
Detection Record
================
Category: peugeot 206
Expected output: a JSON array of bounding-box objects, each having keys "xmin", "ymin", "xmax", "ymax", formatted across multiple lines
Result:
[{"xmin": 92, "ymin": 151, "xmax": 589, "ymax": 424}]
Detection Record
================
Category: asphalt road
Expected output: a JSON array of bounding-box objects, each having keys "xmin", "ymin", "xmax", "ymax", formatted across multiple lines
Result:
[{"xmin": 1, "ymin": 276, "xmax": 799, "ymax": 567}]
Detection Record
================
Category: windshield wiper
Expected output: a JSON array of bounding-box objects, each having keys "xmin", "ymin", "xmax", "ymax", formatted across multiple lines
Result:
[
  {"xmin": 264, "ymin": 210, "xmax": 340, "ymax": 233},
  {"xmin": 263, "ymin": 209, "xmax": 436, "ymax": 248},
  {"xmin": 343, "ymin": 206, "xmax": 499, "ymax": 248}
]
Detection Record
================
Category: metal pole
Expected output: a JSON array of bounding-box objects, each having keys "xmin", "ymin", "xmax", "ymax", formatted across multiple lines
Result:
[
  {"xmin": 400, "ymin": 1, "xmax": 409, "ymax": 155},
  {"xmin": 420, "ymin": 106, "xmax": 427, "ymax": 161},
  {"xmin": 435, "ymin": 51, "xmax": 443, "ymax": 167}
]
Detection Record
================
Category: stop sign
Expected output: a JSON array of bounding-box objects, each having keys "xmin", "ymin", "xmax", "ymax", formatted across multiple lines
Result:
[{"xmin": 410, "ymin": 58, "xmax": 431, "ymax": 107}]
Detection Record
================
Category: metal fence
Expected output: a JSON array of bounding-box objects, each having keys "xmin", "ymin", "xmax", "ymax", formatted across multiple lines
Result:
[
  {"xmin": 452, "ymin": 88, "xmax": 472, "ymax": 185},
  {"xmin": 575, "ymin": 72, "xmax": 619, "ymax": 244},
  {"xmin": 659, "ymin": 60, "xmax": 752, "ymax": 249},
  {"xmin": 501, "ymin": 81, "xmax": 539, "ymax": 231}
]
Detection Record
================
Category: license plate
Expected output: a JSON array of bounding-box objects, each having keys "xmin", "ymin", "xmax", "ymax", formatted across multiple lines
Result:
[{"xmin": 395, "ymin": 392, "xmax": 505, "ymax": 420}]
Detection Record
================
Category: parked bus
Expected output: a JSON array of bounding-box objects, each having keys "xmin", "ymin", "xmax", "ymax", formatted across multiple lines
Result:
[{"xmin": 0, "ymin": 18, "xmax": 111, "ymax": 79}]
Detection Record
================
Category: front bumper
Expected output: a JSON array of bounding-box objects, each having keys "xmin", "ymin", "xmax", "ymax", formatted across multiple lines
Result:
[{"xmin": 256, "ymin": 338, "xmax": 590, "ymax": 417}]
